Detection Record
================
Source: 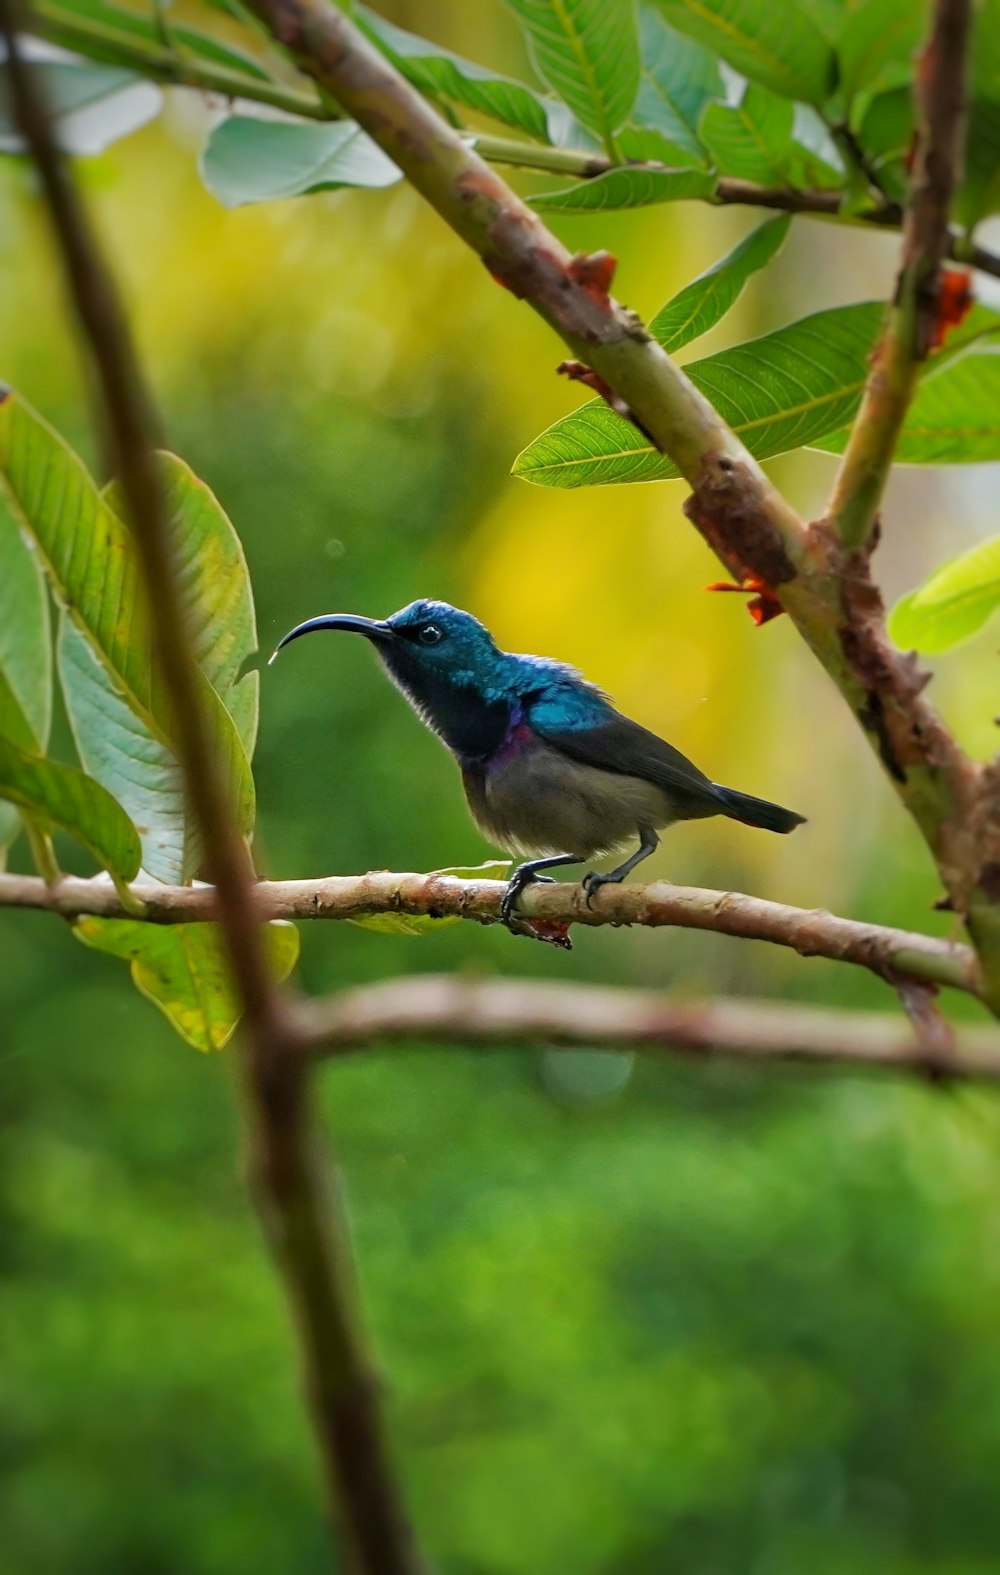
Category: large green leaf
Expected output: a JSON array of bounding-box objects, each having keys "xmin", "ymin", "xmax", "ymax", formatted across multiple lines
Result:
[
  {"xmin": 699, "ymin": 85, "xmax": 796, "ymax": 185},
  {"xmin": 514, "ymin": 301, "xmax": 884, "ymax": 486},
  {"xmin": 649, "ymin": 215, "xmax": 791, "ymax": 353},
  {"xmin": 58, "ymin": 618, "xmax": 194, "ymax": 885},
  {"xmin": 74, "ymin": 917, "xmax": 300, "ymax": 1052},
  {"xmin": 503, "ymin": 0, "xmax": 641, "ymax": 145},
  {"xmin": 0, "ymin": 492, "xmax": 50, "ymax": 851},
  {"xmin": 649, "ymin": 0, "xmax": 836, "ymax": 106},
  {"xmin": 0, "ymin": 60, "xmax": 161, "ymax": 157},
  {"xmin": 200, "ymin": 116, "xmax": 401, "ymax": 207},
  {"xmin": 107, "ymin": 456, "xmax": 259, "ymax": 759},
  {"xmin": 889, "ymin": 536, "xmax": 1000, "ymax": 654},
  {"xmin": 530, "ymin": 165, "xmax": 715, "ymax": 210},
  {"xmin": 32, "ymin": 0, "xmax": 273, "ymax": 81},
  {"xmin": 837, "ymin": 0, "xmax": 928, "ymax": 104},
  {"xmin": 515, "ymin": 304, "xmax": 1000, "ymax": 488},
  {"xmin": 358, "ymin": 6, "xmax": 551, "ymax": 141},
  {"xmin": 625, "ymin": 3, "xmax": 723, "ymax": 165},
  {"xmin": 0, "ymin": 732, "xmax": 140, "ymax": 883},
  {"xmin": 816, "ymin": 350, "xmax": 1000, "ymax": 464},
  {"xmin": 61, "ymin": 456, "xmax": 258, "ymax": 885},
  {"xmin": 0, "ymin": 388, "xmax": 255, "ymax": 838}
]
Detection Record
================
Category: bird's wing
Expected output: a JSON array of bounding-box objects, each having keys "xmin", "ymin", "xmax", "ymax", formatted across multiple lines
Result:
[{"xmin": 530, "ymin": 705, "xmax": 724, "ymax": 813}]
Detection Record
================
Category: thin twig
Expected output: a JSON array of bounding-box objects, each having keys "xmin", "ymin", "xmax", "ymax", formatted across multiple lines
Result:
[
  {"xmin": 298, "ymin": 975, "xmax": 999, "ymax": 1080},
  {"xmin": 826, "ymin": 0, "xmax": 973, "ymax": 549},
  {"xmin": 0, "ymin": 869, "xmax": 979, "ymax": 998},
  {"xmin": 0, "ymin": 9, "xmax": 423, "ymax": 1570}
]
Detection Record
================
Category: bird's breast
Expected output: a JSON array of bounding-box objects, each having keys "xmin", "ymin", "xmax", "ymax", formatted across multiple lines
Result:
[{"xmin": 463, "ymin": 731, "xmax": 674, "ymax": 859}]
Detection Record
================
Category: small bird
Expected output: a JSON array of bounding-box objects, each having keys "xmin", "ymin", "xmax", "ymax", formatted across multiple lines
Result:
[{"xmin": 271, "ymin": 600, "xmax": 805, "ymax": 922}]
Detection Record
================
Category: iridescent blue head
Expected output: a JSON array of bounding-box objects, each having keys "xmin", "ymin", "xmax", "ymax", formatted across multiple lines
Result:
[{"xmin": 272, "ymin": 598, "xmax": 556, "ymax": 759}]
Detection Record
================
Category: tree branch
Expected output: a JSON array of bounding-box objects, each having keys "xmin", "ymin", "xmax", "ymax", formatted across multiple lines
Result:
[
  {"xmin": 826, "ymin": 0, "xmax": 973, "ymax": 550},
  {"xmin": 297, "ymin": 974, "xmax": 1000, "ymax": 1081},
  {"xmin": 0, "ymin": 10, "xmax": 423, "ymax": 1571},
  {"xmin": 0, "ymin": 869, "xmax": 979, "ymax": 998}
]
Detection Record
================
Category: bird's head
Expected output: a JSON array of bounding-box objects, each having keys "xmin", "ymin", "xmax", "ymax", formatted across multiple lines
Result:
[{"xmin": 270, "ymin": 599, "xmax": 515, "ymax": 758}]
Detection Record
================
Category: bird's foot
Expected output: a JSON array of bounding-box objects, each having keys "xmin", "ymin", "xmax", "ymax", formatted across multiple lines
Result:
[
  {"xmin": 500, "ymin": 869, "xmax": 555, "ymax": 926},
  {"xmin": 582, "ymin": 870, "xmax": 623, "ymax": 909}
]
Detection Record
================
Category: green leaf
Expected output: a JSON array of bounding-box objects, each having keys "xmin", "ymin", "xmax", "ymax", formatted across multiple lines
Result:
[
  {"xmin": 515, "ymin": 301, "xmax": 885, "ymax": 486},
  {"xmin": 854, "ymin": 86, "xmax": 912, "ymax": 203},
  {"xmin": 357, "ymin": 6, "xmax": 551, "ymax": 141},
  {"xmin": 60, "ymin": 456, "xmax": 257, "ymax": 885},
  {"xmin": 0, "ymin": 60, "xmax": 161, "ymax": 157},
  {"xmin": 649, "ymin": 0, "xmax": 836, "ymax": 106},
  {"xmin": 837, "ymin": 0, "xmax": 928, "ymax": 104},
  {"xmin": 0, "ymin": 388, "xmax": 255, "ymax": 839},
  {"xmin": 108, "ymin": 455, "xmax": 259, "ymax": 759},
  {"xmin": 0, "ymin": 731, "xmax": 140, "ymax": 883},
  {"xmin": 816, "ymin": 349, "xmax": 1000, "ymax": 464},
  {"xmin": 889, "ymin": 537, "xmax": 1000, "ymax": 653},
  {"xmin": 530, "ymin": 164, "xmax": 716, "ymax": 210},
  {"xmin": 649, "ymin": 215, "xmax": 791, "ymax": 353},
  {"xmin": 58, "ymin": 618, "xmax": 194, "ymax": 885},
  {"xmin": 199, "ymin": 116, "xmax": 401, "ymax": 207},
  {"xmin": 503, "ymin": 0, "xmax": 641, "ymax": 145},
  {"xmin": 626, "ymin": 3, "xmax": 723, "ymax": 165},
  {"xmin": 349, "ymin": 861, "xmax": 511, "ymax": 936},
  {"xmin": 0, "ymin": 492, "xmax": 52, "ymax": 851},
  {"xmin": 34, "ymin": 0, "xmax": 273, "ymax": 82},
  {"xmin": 73, "ymin": 917, "xmax": 300, "ymax": 1051},
  {"xmin": 700, "ymin": 84, "xmax": 795, "ymax": 185}
]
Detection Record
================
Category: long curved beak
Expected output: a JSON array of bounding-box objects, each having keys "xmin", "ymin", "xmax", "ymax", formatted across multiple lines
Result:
[{"xmin": 268, "ymin": 613, "xmax": 395, "ymax": 665}]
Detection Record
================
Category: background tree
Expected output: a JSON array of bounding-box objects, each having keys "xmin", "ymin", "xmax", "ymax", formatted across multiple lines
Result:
[{"xmin": 3, "ymin": 0, "xmax": 1000, "ymax": 1570}]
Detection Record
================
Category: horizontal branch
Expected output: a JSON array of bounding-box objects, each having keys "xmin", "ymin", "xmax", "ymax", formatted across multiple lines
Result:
[
  {"xmin": 0, "ymin": 868, "xmax": 978, "ymax": 996},
  {"xmin": 298, "ymin": 974, "xmax": 999, "ymax": 1080}
]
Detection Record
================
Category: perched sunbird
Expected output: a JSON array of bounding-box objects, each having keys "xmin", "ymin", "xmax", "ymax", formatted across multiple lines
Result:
[{"xmin": 271, "ymin": 600, "xmax": 805, "ymax": 921}]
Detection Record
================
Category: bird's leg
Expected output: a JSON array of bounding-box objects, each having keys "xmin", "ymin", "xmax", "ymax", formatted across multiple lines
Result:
[
  {"xmin": 501, "ymin": 853, "xmax": 584, "ymax": 925},
  {"xmin": 582, "ymin": 828, "xmax": 659, "ymax": 907}
]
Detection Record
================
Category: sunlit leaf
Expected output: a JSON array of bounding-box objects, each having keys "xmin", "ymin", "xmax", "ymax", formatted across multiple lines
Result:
[
  {"xmin": 503, "ymin": 0, "xmax": 640, "ymax": 144},
  {"xmin": 649, "ymin": 215, "xmax": 790, "ymax": 353},
  {"xmin": 889, "ymin": 535, "xmax": 1000, "ymax": 654},
  {"xmin": 0, "ymin": 731, "xmax": 140, "ymax": 882},
  {"xmin": 649, "ymin": 0, "xmax": 836, "ymax": 105},
  {"xmin": 0, "ymin": 59, "xmax": 161, "ymax": 156},
  {"xmin": 200, "ymin": 116, "xmax": 401, "ymax": 207},
  {"xmin": 625, "ymin": 3, "xmax": 722, "ymax": 165},
  {"xmin": 530, "ymin": 165, "xmax": 715, "ymax": 211},
  {"xmin": 349, "ymin": 861, "xmax": 511, "ymax": 936},
  {"xmin": 0, "ymin": 388, "xmax": 255, "ymax": 838},
  {"xmin": 0, "ymin": 491, "xmax": 50, "ymax": 850},
  {"xmin": 358, "ymin": 5, "xmax": 551, "ymax": 141},
  {"xmin": 74, "ymin": 917, "xmax": 300, "ymax": 1051}
]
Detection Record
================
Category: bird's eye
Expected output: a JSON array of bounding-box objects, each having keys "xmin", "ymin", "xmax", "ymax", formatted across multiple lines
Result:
[{"xmin": 418, "ymin": 623, "xmax": 444, "ymax": 645}]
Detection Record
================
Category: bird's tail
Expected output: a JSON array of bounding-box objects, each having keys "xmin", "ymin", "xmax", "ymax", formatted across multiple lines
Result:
[{"xmin": 713, "ymin": 784, "xmax": 805, "ymax": 835}]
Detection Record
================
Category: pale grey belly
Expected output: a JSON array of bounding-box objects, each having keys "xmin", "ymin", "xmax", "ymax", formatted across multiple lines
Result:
[{"xmin": 464, "ymin": 742, "xmax": 676, "ymax": 859}]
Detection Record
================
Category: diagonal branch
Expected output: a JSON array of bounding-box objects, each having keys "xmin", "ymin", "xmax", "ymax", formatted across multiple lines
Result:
[
  {"xmin": 826, "ymin": 0, "xmax": 973, "ymax": 550},
  {"xmin": 297, "ymin": 975, "xmax": 1000, "ymax": 1081},
  {"xmin": 0, "ymin": 869, "xmax": 980, "ymax": 998},
  {"xmin": 0, "ymin": 9, "xmax": 423, "ymax": 1571}
]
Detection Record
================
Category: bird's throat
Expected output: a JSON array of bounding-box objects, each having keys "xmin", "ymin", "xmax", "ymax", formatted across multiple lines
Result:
[{"xmin": 379, "ymin": 653, "xmax": 512, "ymax": 762}]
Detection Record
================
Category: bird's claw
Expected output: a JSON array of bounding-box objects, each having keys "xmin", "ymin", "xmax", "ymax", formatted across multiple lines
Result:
[
  {"xmin": 582, "ymin": 870, "xmax": 618, "ymax": 909},
  {"xmin": 500, "ymin": 871, "xmax": 555, "ymax": 926}
]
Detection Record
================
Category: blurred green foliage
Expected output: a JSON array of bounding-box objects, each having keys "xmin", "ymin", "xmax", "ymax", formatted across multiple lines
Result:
[{"xmin": 3, "ymin": 3, "xmax": 1000, "ymax": 1569}]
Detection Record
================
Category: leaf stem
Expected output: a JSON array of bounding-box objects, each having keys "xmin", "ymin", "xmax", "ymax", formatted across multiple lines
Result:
[{"xmin": 23, "ymin": 813, "xmax": 59, "ymax": 883}]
